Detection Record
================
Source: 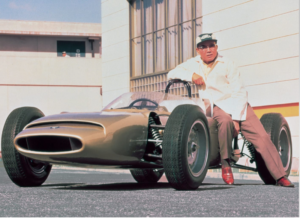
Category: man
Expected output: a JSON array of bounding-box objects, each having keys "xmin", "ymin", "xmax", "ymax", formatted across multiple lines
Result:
[
  {"xmin": 62, "ymin": 51, "xmax": 70, "ymax": 57},
  {"xmin": 168, "ymin": 33, "xmax": 294, "ymax": 187}
]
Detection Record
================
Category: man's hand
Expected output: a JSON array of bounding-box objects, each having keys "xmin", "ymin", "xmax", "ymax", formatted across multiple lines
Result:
[
  {"xmin": 192, "ymin": 73, "xmax": 205, "ymax": 85},
  {"xmin": 232, "ymin": 120, "xmax": 240, "ymax": 138}
]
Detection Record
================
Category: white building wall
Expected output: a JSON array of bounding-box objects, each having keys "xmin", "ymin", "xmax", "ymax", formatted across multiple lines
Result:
[
  {"xmin": 0, "ymin": 35, "xmax": 102, "ymax": 139},
  {"xmin": 201, "ymin": 0, "xmax": 299, "ymax": 103},
  {"xmin": 0, "ymin": 19, "xmax": 101, "ymax": 36},
  {"xmin": 101, "ymin": 0, "xmax": 130, "ymax": 106},
  {"xmin": 0, "ymin": 35, "xmax": 101, "ymax": 58}
]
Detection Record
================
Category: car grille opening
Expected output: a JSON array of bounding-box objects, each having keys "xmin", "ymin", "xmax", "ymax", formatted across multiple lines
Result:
[{"xmin": 16, "ymin": 136, "xmax": 82, "ymax": 152}]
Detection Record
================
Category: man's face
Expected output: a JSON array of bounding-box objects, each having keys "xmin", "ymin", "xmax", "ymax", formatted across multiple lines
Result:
[
  {"xmin": 196, "ymin": 40, "xmax": 218, "ymax": 63},
  {"xmin": 62, "ymin": 53, "xmax": 66, "ymax": 57}
]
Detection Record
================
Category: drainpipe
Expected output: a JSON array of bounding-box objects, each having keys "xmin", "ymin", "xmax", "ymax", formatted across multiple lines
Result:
[
  {"xmin": 88, "ymin": 37, "xmax": 100, "ymax": 58},
  {"xmin": 99, "ymin": 37, "xmax": 102, "ymax": 58},
  {"xmin": 88, "ymin": 39, "xmax": 95, "ymax": 58}
]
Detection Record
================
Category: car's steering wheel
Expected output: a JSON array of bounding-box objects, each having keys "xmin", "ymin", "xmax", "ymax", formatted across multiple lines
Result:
[{"xmin": 129, "ymin": 98, "xmax": 158, "ymax": 108}]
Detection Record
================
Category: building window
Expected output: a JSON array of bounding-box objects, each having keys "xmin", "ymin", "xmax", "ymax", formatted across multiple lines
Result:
[
  {"xmin": 130, "ymin": 0, "xmax": 202, "ymax": 97},
  {"xmin": 57, "ymin": 41, "xmax": 86, "ymax": 57}
]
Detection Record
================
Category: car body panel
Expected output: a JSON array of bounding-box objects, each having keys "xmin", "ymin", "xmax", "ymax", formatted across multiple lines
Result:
[{"xmin": 14, "ymin": 109, "xmax": 164, "ymax": 168}]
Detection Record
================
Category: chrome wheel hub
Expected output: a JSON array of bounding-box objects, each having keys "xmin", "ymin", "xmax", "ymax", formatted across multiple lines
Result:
[
  {"xmin": 279, "ymin": 126, "xmax": 291, "ymax": 171},
  {"xmin": 187, "ymin": 120, "xmax": 209, "ymax": 177},
  {"xmin": 188, "ymin": 142, "xmax": 199, "ymax": 165}
]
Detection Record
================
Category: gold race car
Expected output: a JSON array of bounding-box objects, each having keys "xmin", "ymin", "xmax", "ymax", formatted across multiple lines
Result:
[{"xmin": 1, "ymin": 80, "xmax": 292, "ymax": 190}]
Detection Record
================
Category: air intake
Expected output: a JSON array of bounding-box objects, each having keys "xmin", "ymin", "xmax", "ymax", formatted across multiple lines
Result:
[{"xmin": 16, "ymin": 136, "xmax": 82, "ymax": 152}]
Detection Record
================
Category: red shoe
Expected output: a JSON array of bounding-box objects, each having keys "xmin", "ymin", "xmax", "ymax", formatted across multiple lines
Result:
[
  {"xmin": 222, "ymin": 166, "xmax": 234, "ymax": 185},
  {"xmin": 276, "ymin": 176, "xmax": 294, "ymax": 187}
]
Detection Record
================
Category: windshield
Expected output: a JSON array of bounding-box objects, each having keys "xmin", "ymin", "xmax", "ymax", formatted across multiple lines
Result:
[{"xmin": 103, "ymin": 92, "xmax": 205, "ymax": 112}]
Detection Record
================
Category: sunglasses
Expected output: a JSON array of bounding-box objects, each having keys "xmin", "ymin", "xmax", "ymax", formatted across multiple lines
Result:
[{"xmin": 197, "ymin": 43, "xmax": 216, "ymax": 50}]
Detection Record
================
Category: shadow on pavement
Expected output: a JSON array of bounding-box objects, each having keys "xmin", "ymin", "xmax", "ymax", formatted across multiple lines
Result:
[
  {"xmin": 201, "ymin": 182, "xmax": 263, "ymax": 186},
  {"xmin": 51, "ymin": 182, "xmax": 235, "ymax": 191},
  {"xmin": 53, "ymin": 182, "xmax": 172, "ymax": 191},
  {"xmin": 195, "ymin": 186, "xmax": 234, "ymax": 191},
  {"xmin": 41, "ymin": 183, "xmax": 85, "ymax": 187},
  {"xmin": 230, "ymin": 183, "xmax": 264, "ymax": 186}
]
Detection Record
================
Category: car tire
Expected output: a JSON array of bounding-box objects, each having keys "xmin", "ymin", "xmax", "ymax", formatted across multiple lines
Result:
[
  {"xmin": 130, "ymin": 169, "xmax": 164, "ymax": 183},
  {"xmin": 162, "ymin": 104, "xmax": 210, "ymax": 190},
  {"xmin": 256, "ymin": 113, "xmax": 292, "ymax": 184},
  {"xmin": 1, "ymin": 107, "xmax": 52, "ymax": 187}
]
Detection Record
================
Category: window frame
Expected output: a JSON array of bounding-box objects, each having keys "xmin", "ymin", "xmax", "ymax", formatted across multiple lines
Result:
[
  {"xmin": 130, "ymin": 0, "xmax": 202, "ymax": 80},
  {"xmin": 57, "ymin": 40, "xmax": 86, "ymax": 58}
]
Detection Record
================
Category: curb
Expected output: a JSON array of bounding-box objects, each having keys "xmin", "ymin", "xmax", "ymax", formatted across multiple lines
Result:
[
  {"xmin": 51, "ymin": 165, "xmax": 299, "ymax": 182},
  {"xmin": 205, "ymin": 172, "xmax": 299, "ymax": 183},
  {"xmin": 52, "ymin": 165, "xmax": 131, "ymax": 174},
  {"xmin": 1, "ymin": 161, "xmax": 298, "ymax": 183}
]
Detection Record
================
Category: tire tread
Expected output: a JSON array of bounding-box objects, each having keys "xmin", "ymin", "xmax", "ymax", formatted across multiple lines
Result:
[
  {"xmin": 163, "ymin": 105, "xmax": 209, "ymax": 190},
  {"xmin": 1, "ymin": 107, "xmax": 51, "ymax": 186},
  {"xmin": 257, "ymin": 113, "xmax": 292, "ymax": 184}
]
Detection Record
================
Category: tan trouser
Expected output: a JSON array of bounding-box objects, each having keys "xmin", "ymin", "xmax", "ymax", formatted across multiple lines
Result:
[{"xmin": 213, "ymin": 104, "xmax": 286, "ymax": 180}]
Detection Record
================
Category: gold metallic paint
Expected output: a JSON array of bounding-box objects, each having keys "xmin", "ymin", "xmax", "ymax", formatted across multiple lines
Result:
[{"xmin": 15, "ymin": 109, "xmax": 159, "ymax": 168}]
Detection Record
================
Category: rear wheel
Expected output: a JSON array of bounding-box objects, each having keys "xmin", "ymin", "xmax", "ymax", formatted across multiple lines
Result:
[
  {"xmin": 256, "ymin": 113, "xmax": 292, "ymax": 184},
  {"xmin": 1, "ymin": 107, "xmax": 52, "ymax": 187},
  {"xmin": 162, "ymin": 105, "xmax": 210, "ymax": 190},
  {"xmin": 130, "ymin": 169, "xmax": 164, "ymax": 183}
]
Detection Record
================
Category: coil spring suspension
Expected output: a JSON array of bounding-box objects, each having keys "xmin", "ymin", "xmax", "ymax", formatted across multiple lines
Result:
[
  {"xmin": 241, "ymin": 134, "xmax": 256, "ymax": 163},
  {"xmin": 149, "ymin": 116, "xmax": 162, "ymax": 149}
]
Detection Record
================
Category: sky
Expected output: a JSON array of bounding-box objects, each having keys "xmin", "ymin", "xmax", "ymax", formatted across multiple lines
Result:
[{"xmin": 0, "ymin": 0, "xmax": 101, "ymax": 23}]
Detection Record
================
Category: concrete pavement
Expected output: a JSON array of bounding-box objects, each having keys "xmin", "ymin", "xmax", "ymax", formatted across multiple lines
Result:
[{"xmin": 0, "ymin": 166, "xmax": 298, "ymax": 217}]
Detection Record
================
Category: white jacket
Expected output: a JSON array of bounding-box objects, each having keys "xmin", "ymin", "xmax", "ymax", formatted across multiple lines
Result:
[{"xmin": 168, "ymin": 54, "xmax": 248, "ymax": 121}]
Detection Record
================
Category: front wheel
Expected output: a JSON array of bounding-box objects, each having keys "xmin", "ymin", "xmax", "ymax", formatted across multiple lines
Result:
[
  {"xmin": 162, "ymin": 105, "xmax": 210, "ymax": 190},
  {"xmin": 1, "ymin": 107, "xmax": 52, "ymax": 187},
  {"xmin": 256, "ymin": 113, "xmax": 292, "ymax": 184}
]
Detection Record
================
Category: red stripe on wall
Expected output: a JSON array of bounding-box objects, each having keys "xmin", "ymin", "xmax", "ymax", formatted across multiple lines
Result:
[{"xmin": 252, "ymin": 102, "xmax": 299, "ymax": 110}]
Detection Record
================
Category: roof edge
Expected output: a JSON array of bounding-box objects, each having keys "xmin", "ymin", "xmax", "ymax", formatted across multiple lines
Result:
[{"xmin": 0, "ymin": 30, "xmax": 101, "ymax": 37}]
